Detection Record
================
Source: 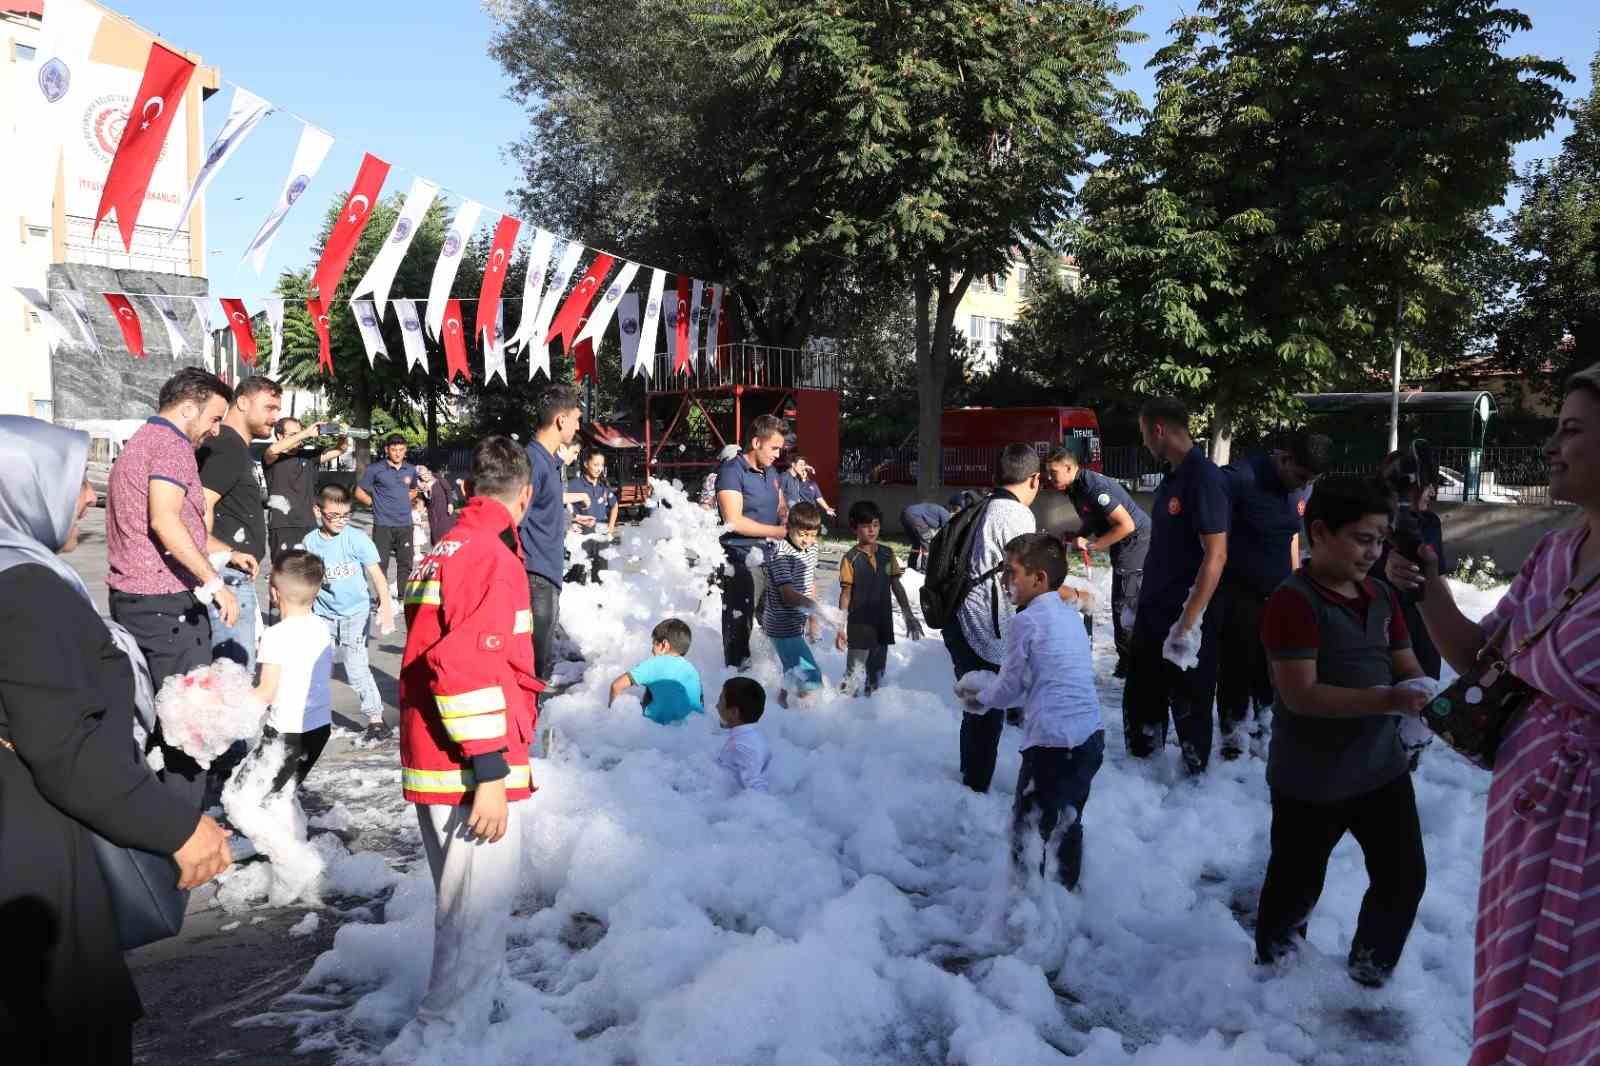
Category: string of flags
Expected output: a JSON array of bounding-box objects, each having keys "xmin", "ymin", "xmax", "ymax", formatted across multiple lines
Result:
[{"xmin": 15, "ymin": 0, "xmax": 734, "ymax": 387}]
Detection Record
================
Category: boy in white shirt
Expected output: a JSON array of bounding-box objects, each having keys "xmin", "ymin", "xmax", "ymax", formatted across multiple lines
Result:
[
  {"xmin": 251, "ymin": 550, "xmax": 336, "ymax": 795},
  {"xmin": 957, "ymin": 533, "xmax": 1104, "ymax": 890},
  {"xmin": 715, "ymin": 677, "xmax": 771, "ymax": 795}
]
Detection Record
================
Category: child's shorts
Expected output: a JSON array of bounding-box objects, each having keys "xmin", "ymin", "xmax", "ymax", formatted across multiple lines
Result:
[{"xmin": 770, "ymin": 635, "xmax": 823, "ymax": 693}]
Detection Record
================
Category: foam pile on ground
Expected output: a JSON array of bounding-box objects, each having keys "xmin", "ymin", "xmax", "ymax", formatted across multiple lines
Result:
[
  {"xmin": 221, "ymin": 739, "xmax": 326, "ymax": 906},
  {"xmin": 259, "ymin": 490, "xmax": 1508, "ymax": 1065},
  {"xmin": 155, "ymin": 660, "xmax": 264, "ymax": 768}
]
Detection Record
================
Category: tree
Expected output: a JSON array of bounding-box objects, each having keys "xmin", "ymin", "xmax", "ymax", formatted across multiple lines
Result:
[
  {"xmin": 1064, "ymin": 0, "xmax": 1568, "ymax": 459},
  {"xmin": 1497, "ymin": 38, "xmax": 1600, "ymax": 397},
  {"xmin": 716, "ymin": 0, "xmax": 1139, "ymax": 491}
]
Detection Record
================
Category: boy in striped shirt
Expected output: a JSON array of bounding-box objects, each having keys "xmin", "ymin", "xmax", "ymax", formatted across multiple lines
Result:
[{"xmin": 762, "ymin": 502, "xmax": 824, "ymax": 706}]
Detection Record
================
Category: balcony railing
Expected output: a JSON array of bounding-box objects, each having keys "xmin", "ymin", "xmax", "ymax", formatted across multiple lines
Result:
[{"xmin": 647, "ymin": 343, "xmax": 840, "ymax": 392}]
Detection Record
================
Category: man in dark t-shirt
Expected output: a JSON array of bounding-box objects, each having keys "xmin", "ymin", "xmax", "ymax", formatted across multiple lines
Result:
[
  {"xmin": 715, "ymin": 414, "xmax": 790, "ymax": 667},
  {"xmin": 356, "ymin": 434, "xmax": 420, "ymax": 600},
  {"xmin": 263, "ymin": 416, "xmax": 347, "ymax": 560},
  {"xmin": 197, "ymin": 376, "xmax": 283, "ymax": 672},
  {"xmin": 519, "ymin": 387, "xmax": 584, "ymax": 687}
]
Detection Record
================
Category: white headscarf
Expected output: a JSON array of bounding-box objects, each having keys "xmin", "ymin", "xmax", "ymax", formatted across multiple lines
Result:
[{"xmin": 0, "ymin": 415, "xmax": 92, "ymax": 603}]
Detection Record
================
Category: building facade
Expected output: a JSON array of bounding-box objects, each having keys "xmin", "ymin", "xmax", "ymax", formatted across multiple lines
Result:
[{"xmin": 953, "ymin": 252, "xmax": 1081, "ymax": 369}]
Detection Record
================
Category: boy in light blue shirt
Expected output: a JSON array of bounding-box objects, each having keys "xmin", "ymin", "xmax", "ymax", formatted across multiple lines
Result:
[
  {"xmin": 298, "ymin": 484, "xmax": 395, "ymax": 738},
  {"xmin": 608, "ymin": 618, "xmax": 704, "ymax": 724}
]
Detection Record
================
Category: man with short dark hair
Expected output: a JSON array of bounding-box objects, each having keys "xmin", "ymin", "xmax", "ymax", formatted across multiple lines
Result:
[
  {"xmin": 356, "ymin": 433, "xmax": 419, "ymax": 606},
  {"xmin": 1215, "ymin": 429, "xmax": 1330, "ymax": 759},
  {"xmin": 197, "ymin": 375, "xmax": 283, "ymax": 672},
  {"xmin": 1123, "ymin": 398, "xmax": 1231, "ymax": 775},
  {"xmin": 520, "ymin": 386, "xmax": 584, "ymax": 686},
  {"xmin": 263, "ymin": 416, "xmax": 347, "ymax": 560},
  {"xmin": 716, "ymin": 414, "xmax": 790, "ymax": 667},
  {"xmin": 948, "ymin": 443, "xmax": 1042, "ymax": 793},
  {"xmin": 779, "ymin": 455, "xmax": 835, "ymax": 519},
  {"xmin": 1044, "ymin": 445, "xmax": 1150, "ymax": 678},
  {"xmin": 107, "ymin": 367, "xmax": 239, "ymax": 811}
]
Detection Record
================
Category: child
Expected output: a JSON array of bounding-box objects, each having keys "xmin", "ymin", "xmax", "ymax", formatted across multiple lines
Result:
[
  {"xmin": 835, "ymin": 500, "xmax": 924, "ymax": 695},
  {"xmin": 762, "ymin": 500, "xmax": 824, "ymax": 705},
  {"xmin": 608, "ymin": 618, "xmax": 704, "ymax": 724},
  {"xmin": 1255, "ymin": 476, "xmax": 1430, "ymax": 988},
  {"xmin": 251, "ymin": 550, "xmax": 336, "ymax": 795},
  {"xmin": 715, "ymin": 676, "xmax": 771, "ymax": 795},
  {"xmin": 958, "ymin": 533, "xmax": 1104, "ymax": 890},
  {"xmin": 299, "ymin": 484, "xmax": 396, "ymax": 739}
]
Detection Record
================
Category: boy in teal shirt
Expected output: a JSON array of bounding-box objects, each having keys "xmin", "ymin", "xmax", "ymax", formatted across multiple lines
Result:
[{"xmin": 608, "ymin": 618, "xmax": 704, "ymax": 724}]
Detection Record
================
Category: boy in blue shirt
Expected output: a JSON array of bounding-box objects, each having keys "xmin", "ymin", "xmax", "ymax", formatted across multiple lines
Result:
[
  {"xmin": 608, "ymin": 618, "xmax": 705, "ymax": 724},
  {"xmin": 298, "ymin": 484, "xmax": 396, "ymax": 738}
]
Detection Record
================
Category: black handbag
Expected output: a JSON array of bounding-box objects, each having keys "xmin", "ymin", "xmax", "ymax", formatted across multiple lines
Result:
[
  {"xmin": 1423, "ymin": 556, "xmax": 1600, "ymax": 769},
  {"xmin": 0, "ymin": 735, "xmax": 189, "ymax": 953}
]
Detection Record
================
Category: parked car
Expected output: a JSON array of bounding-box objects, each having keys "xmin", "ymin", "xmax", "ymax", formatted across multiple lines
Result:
[{"xmin": 61, "ymin": 419, "xmax": 146, "ymax": 503}]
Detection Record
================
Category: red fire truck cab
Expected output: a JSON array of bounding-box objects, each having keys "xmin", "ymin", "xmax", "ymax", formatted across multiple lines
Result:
[{"xmin": 874, "ymin": 406, "xmax": 1102, "ymax": 486}]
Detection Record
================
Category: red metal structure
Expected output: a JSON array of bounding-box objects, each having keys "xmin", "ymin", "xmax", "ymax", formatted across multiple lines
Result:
[{"xmin": 644, "ymin": 343, "xmax": 842, "ymax": 503}]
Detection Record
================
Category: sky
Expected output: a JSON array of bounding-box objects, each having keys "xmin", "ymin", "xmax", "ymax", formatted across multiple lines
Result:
[{"xmin": 104, "ymin": 0, "xmax": 1600, "ymax": 300}]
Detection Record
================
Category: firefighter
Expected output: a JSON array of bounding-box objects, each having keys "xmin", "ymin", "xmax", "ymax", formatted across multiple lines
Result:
[
  {"xmin": 1043, "ymin": 445, "xmax": 1150, "ymax": 678},
  {"xmin": 388, "ymin": 436, "xmax": 543, "ymax": 1054}
]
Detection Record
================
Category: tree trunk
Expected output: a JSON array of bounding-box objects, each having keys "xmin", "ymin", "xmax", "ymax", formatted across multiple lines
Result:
[
  {"xmin": 426, "ymin": 375, "xmax": 438, "ymax": 447},
  {"xmin": 352, "ymin": 360, "xmax": 373, "ymax": 468},
  {"xmin": 1388, "ymin": 287, "xmax": 1405, "ymax": 454},
  {"xmin": 1209, "ymin": 408, "xmax": 1234, "ymax": 466},
  {"xmin": 913, "ymin": 276, "xmax": 941, "ymax": 495}
]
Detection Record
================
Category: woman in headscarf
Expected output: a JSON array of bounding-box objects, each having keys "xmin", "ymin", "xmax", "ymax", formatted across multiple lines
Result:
[
  {"xmin": 1388, "ymin": 367, "xmax": 1600, "ymax": 1065},
  {"xmin": 0, "ymin": 416, "xmax": 233, "ymax": 1065}
]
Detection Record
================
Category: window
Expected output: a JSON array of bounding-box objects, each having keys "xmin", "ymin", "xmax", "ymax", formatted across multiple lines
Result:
[
  {"xmin": 1015, "ymin": 263, "xmax": 1028, "ymax": 290},
  {"xmin": 988, "ymin": 274, "xmax": 1005, "ymax": 294},
  {"xmin": 968, "ymin": 315, "xmax": 984, "ymax": 342},
  {"xmin": 989, "ymin": 320, "xmax": 1005, "ymax": 347}
]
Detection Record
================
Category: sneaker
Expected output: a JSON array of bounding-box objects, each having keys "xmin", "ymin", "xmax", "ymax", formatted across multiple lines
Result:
[
  {"xmin": 1220, "ymin": 729, "xmax": 1245, "ymax": 761},
  {"xmin": 364, "ymin": 719, "xmax": 391, "ymax": 740},
  {"xmin": 1112, "ymin": 660, "xmax": 1128, "ymax": 679}
]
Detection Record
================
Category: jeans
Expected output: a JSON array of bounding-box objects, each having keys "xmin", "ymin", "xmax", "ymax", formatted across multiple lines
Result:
[
  {"xmin": 209, "ymin": 564, "xmax": 260, "ymax": 674},
  {"xmin": 372, "ymin": 524, "xmax": 414, "ymax": 594},
  {"xmin": 323, "ymin": 612, "xmax": 383, "ymax": 720},
  {"xmin": 902, "ymin": 519, "xmax": 934, "ymax": 571},
  {"xmin": 944, "ymin": 620, "xmax": 1006, "ymax": 793},
  {"xmin": 1216, "ymin": 582, "xmax": 1274, "ymax": 743},
  {"xmin": 771, "ymin": 634, "xmax": 824, "ymax": 695},
  {"xmin": 1255, "ymin": 773, "xmax": 1426, "ymax": 984},
  {"xmin": 1122, "ymin": 607, "xmax": 1222, "ymax": 774},
  {"xmin": 109, "ymin": 588, "xmax": 214, "ymax": 812},
  {"xmin": 527, "ymin": 572, "xmax": 560, "ymax": 686},
  {"xmin": 1012, "ymin": 731, "xmax": 1105, "ymax": 889}
]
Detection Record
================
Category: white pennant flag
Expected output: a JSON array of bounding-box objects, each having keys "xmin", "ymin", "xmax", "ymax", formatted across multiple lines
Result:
[
  {"xmin": 394, "ymin": 299, "xmax": 428, "ymax": 372},
  {"xmin": 58, "ymin": 290, "xmax": 99, "ymax": 352},
  {"xmin": 484, "ymin": 301, "xmax": 508, "ymax": 385},
  {"xmin": 507, "ymin": 227, "xmax": 558, "ymax": 353},
  {"xmin": 168, "ymin": 87, "xmax": 273, "ymax": 246},
  {"xmin": 524, "ymin": 240, "xmax": 583, "ymax": 380},
  {"xmin": 146, "ymin": 294, "xmax": 187, "ymax": 356},
  {"xmin": 242, "ymin": 123, "xmax": 335, "ymax": 274},
  {"xmin": 575, "ymin": 261, "xmax": 640, "ymax": 349},
  {"xmin": 688, "ymin": 280, "xmax": 705, "ymax": 370},
  {"xmin": 351, "ymin": 299, "xmax": 386, "ymax": 366},
  {"xmin": 634, "ymin": 269, "xmax": 667, "ymax": 382},
  {"xmin": 14, "ymin": 288, "xmax": 72, "ymax": 353},
  {"xmin": 616, "ymin": 292, "xmax": 643, "ymax": 379},
  {"xmin": 352, "ymin": 176, "xmax": 438, "ymax": 318},
  {"xmin": 707, "ymin": 284, "xmax": 724, "ymax": 365},
  {"xmin": 425, "ymin": 200, "xmax": 482, "ymax": 339},
  {"xmin": 191, "ymin": 296, "xmax": 217, "ymax": 368},
  {"xmin": 262, "ymin": 297, "xmax": 285, "ymax": 376},
  {"xmin": 20, "ymin": 0, "xmax": 102, "ymax": 223}
]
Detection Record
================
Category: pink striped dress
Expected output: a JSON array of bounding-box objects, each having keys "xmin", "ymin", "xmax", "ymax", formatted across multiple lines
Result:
[{"xmin": 1471, "ymin": 527, "xmax": 1600, "ymax": 1066}]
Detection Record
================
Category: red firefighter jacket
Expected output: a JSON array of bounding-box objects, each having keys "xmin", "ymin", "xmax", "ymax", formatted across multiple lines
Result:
[{"xmin": 399, "ymin": 496, "xmax": 543, "ymax": 804}]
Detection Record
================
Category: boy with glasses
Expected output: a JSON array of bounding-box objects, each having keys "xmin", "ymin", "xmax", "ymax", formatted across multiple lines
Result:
[{"xmin": 299, "ymin": 484, "xmax": 396, "ymax": 738}]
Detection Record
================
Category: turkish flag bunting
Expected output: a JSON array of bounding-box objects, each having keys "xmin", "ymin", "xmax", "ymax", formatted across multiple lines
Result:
[
  {"xmin": 574, "ymin": 338, "xmax": 597, "ymax": 383},
  {"xmin": 442, "ymin": 298, "xmax": 471, "ymax": 382},
  {"xmin": 673, "ymin": 276, "xmax": 692, "ymax": 373},
  {"xmin": 717, "ymin": 290, "xmax": 732, "ymax": 374},
  {"xmin": 94, "ymin": 43, "xmax": 195, "ymax": 252},
  {"xmin": 476, "ymin": 214, "xmax": 522, "ymax": 346},
  {"xmin": 547, "ymin": 253, "xmax": 615, "ymax": 355},
  {"xmin": 306, "ymin": 298, "xmax": 333, "ymax": 376},
  {"xmin": 102, "ymin": 293, "xmax": 145, "ymax": 358},
  {"xmin": 218, "ymin": 297, "xmax": 258, "ymax": 365},
  {"xmin": 310, "ymin": 152, "xmax": 390, "ymax": 302}
]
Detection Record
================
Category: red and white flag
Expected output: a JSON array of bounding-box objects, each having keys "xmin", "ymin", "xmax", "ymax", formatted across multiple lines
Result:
[
  {"xmin": 218, "ymin": 298, "xmax": 257, "ymax": 366},
  {"xmin": 102, "ymin": 293, "xmax": 145, "ymax": 358},
  {"xmin": 688, "ymin": 280, "xmax": 705, "ymax": 369},
  {"xmin": 93, "ymin": 43, "xmax": 195, "ymax": 252},
  {"xmin": 310, "ymin": 153, "xmax": 390, "ymax": 302},
  {"xmin": 307, "ymin": 298, "xmax": 334, "ymax": 376},
  {"xmin": 548, "ymin": 253, "xmax": 615, "ymax": 355},
  {"xmin": 575, "ymin": 261, "xmax": 641, "ymax": 350},
  {"xmin": 352, "ymin": 176, "xmax": 437, "ymax": 318},
  {"xmin": 673, "ymin": 275, "xmax": 691, "ymax": 373},
  {"xmin": 476, "ymin": 214, "xmax": 522, "ymax": 347},
  {"xmin": 441, "ymin": 298, "xmax": 470, "ymax": 382}
]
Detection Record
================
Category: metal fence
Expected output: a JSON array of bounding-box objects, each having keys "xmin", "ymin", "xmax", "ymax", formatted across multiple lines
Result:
[
  {"xmin": 647, "ymin": 343, "xmax": 841, "ymax": 392},
  {"xmin": 840, "ymin": 442, "xmax": 1558, "ymax": 505}
]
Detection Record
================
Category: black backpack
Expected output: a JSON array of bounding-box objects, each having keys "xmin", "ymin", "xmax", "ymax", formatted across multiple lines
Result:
[{"xmin": 919, "ymin": 496, "xmax": 1004, "ymax": 630}]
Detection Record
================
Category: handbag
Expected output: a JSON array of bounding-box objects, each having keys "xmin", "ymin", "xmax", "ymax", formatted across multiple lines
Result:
[
  {"xmin": 0, "ymin": 732, "xmax": 189, "ymax": 951},
  {"xmin": 1423, "ymin": 554, "xmax": 1600, "ymax": 769}
]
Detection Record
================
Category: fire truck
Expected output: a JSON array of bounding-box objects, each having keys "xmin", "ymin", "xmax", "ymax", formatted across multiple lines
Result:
[{"xmin": 871, "ymin": 406, "xmax": 1103, "ymax": 486}]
